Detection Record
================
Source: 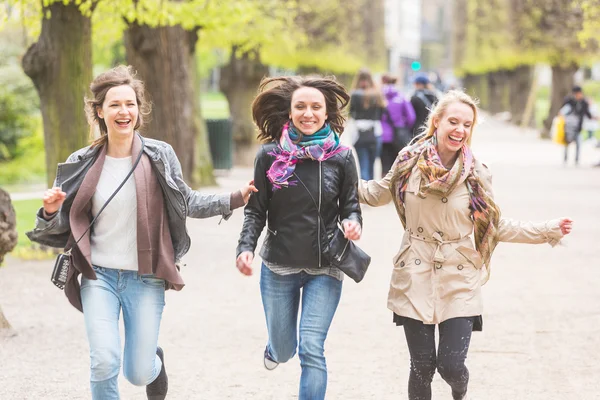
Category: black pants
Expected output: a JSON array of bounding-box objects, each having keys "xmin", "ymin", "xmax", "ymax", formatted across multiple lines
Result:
[
  {"xmin": 381, "ymin": 142, "xmax": 402, "ymax": 176},
  {"xmin": 403, "ymin": 317, "xmax": 474, "ymax": 400}
]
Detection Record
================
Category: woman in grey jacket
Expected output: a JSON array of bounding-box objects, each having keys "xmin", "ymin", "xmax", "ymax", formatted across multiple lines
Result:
[{"xmin": 27, "ymin": 65, "xmax": 256, "ymax": 400}]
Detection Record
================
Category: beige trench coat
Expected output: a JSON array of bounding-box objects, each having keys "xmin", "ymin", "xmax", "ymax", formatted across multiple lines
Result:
[{"xmin": 359, "ymin": 160, "xmax": 564, "ymax": 325}]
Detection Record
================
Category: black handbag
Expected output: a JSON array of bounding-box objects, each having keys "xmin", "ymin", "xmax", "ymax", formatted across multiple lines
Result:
[
  {"xmin": 293, "ymin": 173, "xmax": 371, "ymax": 283},
  {"xmin": 392, "ymin": 126, "xmax": 412, "ymax": 148},
  {"xmin": 355, "ymin": 126, "xmax": 377, "ymax": 147},
  {"xmin": 50, "ymin": 139, "xmax": 145, "ymax": 290}
]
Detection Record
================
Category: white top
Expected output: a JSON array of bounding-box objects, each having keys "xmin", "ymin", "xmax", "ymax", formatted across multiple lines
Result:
[{"xmin": 90, "ymin": 155, "xmax": 138, "ymax": 271}]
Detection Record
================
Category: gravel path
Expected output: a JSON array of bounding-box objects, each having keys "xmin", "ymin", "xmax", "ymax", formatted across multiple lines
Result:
[{"xmin": 1, "ymin": 116, "xmax": 599, "ymax": 399}]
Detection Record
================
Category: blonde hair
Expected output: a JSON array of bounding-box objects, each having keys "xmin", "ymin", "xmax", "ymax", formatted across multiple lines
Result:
[{"xmin": 415, "ymin": 90, "xmax": 479, "ymax": 146}]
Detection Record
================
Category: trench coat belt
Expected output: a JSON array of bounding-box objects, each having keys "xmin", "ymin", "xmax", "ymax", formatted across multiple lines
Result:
[{"xmin": 410, "ymin": 232, "xmax": 464, "ymax": 265}]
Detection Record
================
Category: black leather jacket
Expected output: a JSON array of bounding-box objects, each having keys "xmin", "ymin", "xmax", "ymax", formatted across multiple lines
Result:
[{"xmin": 237, "ymin": 143, "xmax": 362, "ymax": 269}]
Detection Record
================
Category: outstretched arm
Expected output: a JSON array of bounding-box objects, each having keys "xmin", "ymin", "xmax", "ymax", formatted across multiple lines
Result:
[
  {"xmin": 476, "ymin": 160, "xmax": 573, "ymax": 245},
  {"xmin": 358, "ymin": 156, "xmax": 396, "ymax": 207},
  {"xmin": 236, "ymin": 147, "xmax": 270, "ymax": 275}
]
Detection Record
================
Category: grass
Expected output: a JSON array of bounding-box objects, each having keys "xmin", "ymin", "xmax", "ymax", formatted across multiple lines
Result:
[{"xmin": 201, "ymin": 91, "xmax": 230, "ymax": 119}]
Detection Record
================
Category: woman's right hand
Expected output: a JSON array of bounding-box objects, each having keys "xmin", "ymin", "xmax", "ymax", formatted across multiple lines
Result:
[
  {"xmin": 236, "ymin": 251, "xmax": 254, "ymax": 276},
  {"xmin": 42, "ymin": 187, "xmax": 66, "ymax": 215}
]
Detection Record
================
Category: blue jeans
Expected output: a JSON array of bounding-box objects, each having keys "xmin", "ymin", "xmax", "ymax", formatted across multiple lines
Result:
[
  {"xmin": 354, "ymin": 143, "xmax": 377, "ymax": 180},
  {"xmin": 81, "ymin": 266, "xmax": 165, "ymax": 400},
  {"xmin": 260, "ymin": 264, "xmax": 343, "ymax": 400},
  {"xmin": 564, "ymin": 133, "xmax": 582, "ymax": 165}
]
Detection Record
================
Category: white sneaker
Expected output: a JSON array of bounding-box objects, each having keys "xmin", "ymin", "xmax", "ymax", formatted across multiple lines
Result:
[{"xmin": 263, "ymin": 346, "xmax": 279, "ymax": 371}]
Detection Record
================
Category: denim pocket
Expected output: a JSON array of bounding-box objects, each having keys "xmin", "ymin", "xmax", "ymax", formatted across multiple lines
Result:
[{"xmin": 140, "ymin": 275, "xmax": 165, "ymax": 288}]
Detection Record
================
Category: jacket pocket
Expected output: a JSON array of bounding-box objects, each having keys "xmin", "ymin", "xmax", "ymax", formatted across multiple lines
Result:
[
  {"xmin": 393, "ymin": 238, "xmax": 412, "ymax": 267},
  {"xmin": 455, "ymin": 246, "xmax": 483, "ymax": 270}
]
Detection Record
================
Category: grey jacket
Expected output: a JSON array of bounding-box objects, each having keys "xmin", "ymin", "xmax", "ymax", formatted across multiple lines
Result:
[{"xmin": 26, "ymin": 136, "xmax": 233, "ymax": 261}]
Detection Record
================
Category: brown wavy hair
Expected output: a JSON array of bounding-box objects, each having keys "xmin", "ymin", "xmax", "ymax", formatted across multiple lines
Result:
[
  {"xmin": 251, "ymin": 76, "xmax": 350, "ymax": 143},
  {"xmin": 85, "ymin": 65, "xmax": 152, "ymax": 147}
]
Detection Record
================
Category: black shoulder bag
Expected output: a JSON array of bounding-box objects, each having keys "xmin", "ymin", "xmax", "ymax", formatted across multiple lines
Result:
[
  {"xmin": 293, "ymin": 173, "xmax": 371, "ymax": 283},
  {"xmin": 50, "ymin": 140, "xmax": 145, "ymax": 290}
]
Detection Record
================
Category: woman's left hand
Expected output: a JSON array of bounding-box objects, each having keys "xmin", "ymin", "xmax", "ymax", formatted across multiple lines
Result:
[
  {"xmin": 240, "ymin": 180, "xmax": 258, "ymax": 204},
  {"xmin": 343, "ymin": 220, "xmax": 362, "ymax": 240},
  {"xmin": 559, "ymin": 217, "xmax": 573, "ymax": 236}
]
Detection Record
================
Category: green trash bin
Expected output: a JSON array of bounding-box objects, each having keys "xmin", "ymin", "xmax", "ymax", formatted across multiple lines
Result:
[{"xmin": 206, "ymin": 118, "xmax": 233, "ymax": 170}]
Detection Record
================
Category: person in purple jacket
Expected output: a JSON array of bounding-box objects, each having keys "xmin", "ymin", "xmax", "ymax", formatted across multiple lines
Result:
[{"xmin": 380, "ymin": 75, "xmax": 416, "ymax": 174}]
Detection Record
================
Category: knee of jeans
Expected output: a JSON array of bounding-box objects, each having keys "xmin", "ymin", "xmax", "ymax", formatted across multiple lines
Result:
[
  {"xmin": 437, "ymin": 356, "xmax": 467, "ymax": 383},
  {"xmin": 298, "ymin": 336, "xmax": 325, "ymax": 369},
  {"xmin": 270, "ymin": 342, "xmax": 296, "ymax": 364},
  {"xmin": 124, "ymin": 363, "xmax": 156, "ymax": 387},
  {"xmin": 90, "ymin": 349, "xmax": 121, "ymax": 382}
]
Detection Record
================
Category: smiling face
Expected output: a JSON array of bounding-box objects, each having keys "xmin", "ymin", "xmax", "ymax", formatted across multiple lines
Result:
[
  {"xmin": 97, "ymin": 85, "xmax": 139, "ymax": 139},
  {"xmin": 290, "ymin": 86, "xmax": 328, "ymax": 136},
  {"xmin": 433, "ymin": 101, "xmax": 474, "ymax": 154}
]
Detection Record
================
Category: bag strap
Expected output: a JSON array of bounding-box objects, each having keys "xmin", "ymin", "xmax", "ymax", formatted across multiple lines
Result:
[
  {"xmin": 415, "ymin": 90, "xmax": 433, "ymax": 109},
  {"xmin": 71, "ymin": 135, "xmax": 145, "ymax": 247}
]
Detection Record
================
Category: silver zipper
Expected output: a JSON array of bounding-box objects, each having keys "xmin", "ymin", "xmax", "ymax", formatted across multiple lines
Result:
[
  {"xmin": 267, "ymin": 227, "xmax": 278, "ymax": 236},
  {"xmin": 318, "ymin": 161, "xmax": 322, "ymax": 268}
]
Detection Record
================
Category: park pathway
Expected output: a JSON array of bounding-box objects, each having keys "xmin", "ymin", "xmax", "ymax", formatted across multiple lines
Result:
[{"xmin": 1, "ymin": 116, "xmax": 599, "ymax": 399}]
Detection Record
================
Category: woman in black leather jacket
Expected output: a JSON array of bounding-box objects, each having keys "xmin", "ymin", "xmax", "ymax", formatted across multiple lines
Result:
[{"xmin": 236, "ymin": 76, "xmax": 363, "ymax": 400}]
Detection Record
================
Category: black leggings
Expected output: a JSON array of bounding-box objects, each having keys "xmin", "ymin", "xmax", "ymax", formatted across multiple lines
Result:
[{"xmin": 403, "ymin": 317, "xmax": 474, "ymax": 400}]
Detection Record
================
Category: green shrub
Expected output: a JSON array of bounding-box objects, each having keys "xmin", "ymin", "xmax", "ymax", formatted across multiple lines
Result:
[{"xmin": 0, "ymin": 62, "xmax": 40, "ymax": 162}]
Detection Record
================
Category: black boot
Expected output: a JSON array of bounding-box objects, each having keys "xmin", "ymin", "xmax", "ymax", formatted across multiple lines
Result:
[{"xmin": 146, "ymin": 347, "xmax": 168, "ymax": 400}]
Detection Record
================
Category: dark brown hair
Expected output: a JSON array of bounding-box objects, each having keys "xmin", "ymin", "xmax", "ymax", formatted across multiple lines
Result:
[
  {"xmin": 251, "ymin": 76, "xmax": 350, "ymax": 143},
  {"xmin": 381, "ymin": 74, "xmax": 398, "ymax": 85},
  {"xmin": 350, "ymin": 68, "xmax": 385, "ymax": 108},
  {"xmin": 85, "ymin": 65, "xmax": 151, "ymax": 147}
]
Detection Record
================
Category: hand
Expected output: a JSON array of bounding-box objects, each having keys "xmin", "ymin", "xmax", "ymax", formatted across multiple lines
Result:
[
  {"xmin": 343, "ymin": 220, "xmax": 362, "ymax": 240},
  {"xmin": 240, "ymin": 180, "xmax": 258, "ymax": 204},
  {"xmin": 559, "ymin": 218, "xmax": 573, "ymax": 236},
  {"xmin": 236, "ymin": 251, "xmax": 254, "ymax": 276},
  {"xmin": 42, "ymin": 187, "xmax": 66, "ymax": 215}
]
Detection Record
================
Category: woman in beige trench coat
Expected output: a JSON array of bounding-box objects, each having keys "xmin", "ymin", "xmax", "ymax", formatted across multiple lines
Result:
[{"xmin": 359, "ymin": 90, "xmax": 573, "ymax": 400}]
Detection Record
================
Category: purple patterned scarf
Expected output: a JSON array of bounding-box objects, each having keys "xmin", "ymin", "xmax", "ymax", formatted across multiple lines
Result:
[{"xmin": 267, "ymin": 123, "xmax": 346, "ymax": 189}]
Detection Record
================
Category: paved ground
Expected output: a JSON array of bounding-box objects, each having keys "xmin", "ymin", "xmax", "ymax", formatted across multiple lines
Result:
[{"xmin": 1, "ymin": 116, "xmax": 599, "ymax": 399}]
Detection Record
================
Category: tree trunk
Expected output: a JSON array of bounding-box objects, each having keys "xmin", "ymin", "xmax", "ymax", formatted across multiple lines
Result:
[
  {"xmin": 0, "ymin": 188, "xmax": 18, "ymax": 265},
  {"xmin": 21, "ymin": 2, "xmax": 92, "ymax": 188},
  {"xmin": 487, "ymin": 71, "xmax": 504, "ymax": 114},
  {"xmin": 509, "ymin": 65, "xmax": 535, "ymax": 126},
  {"xmin": 191, "ymin": 51, "xmax": 216, "ymax": 186},
  {"xmin": 542, "ymin": 63, "xmax": 578, "ymax": 138},
  {"xmin": 219, "ymin": 47, "xmax": 269, "ymax": 166},
  {"xmin": 124, "ymin": 25, "xmax": 213, "ymax": 187}
]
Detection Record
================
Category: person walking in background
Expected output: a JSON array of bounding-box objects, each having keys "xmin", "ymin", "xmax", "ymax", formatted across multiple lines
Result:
[
  {"xmin": 582, "ymin": 97, "xmax": 598, "ymax": 142},
  {"xmin": 380, "ymin": 74, "xmax": 416, "ymax": 175},
  {"xmin": 236, "ymin": 76, "xmax": 362, "ymax": 400},
  {"xmin": 349, "ymin": 68, "xmax": 386, "ymax": 180},
  {"xmin": 560, "ymin": 86, "xmax": 592, "ymax": 166},
  {"xmin": 359, "ymin": 90, "xmax": 572, "ymax": 400},
  {"xmin": 26, "ymin": 65, "xmax": 256, "ymax": 400},
  {"xmin": 410, "ymin": 74, "xmax": 439, "ymax": 138}
]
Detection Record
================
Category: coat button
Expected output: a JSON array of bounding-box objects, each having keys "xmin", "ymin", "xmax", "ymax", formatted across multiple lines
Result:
[
  {"xmin": 415, "ymin": 259, "xmax": 421, "ymax": 265},
  {"xmin": 442, "ymin": 197, "xmax": 448, "ymax": 203},
  {"xmin": 418, "ymin": 227, "xmax": 424, "ymax": 233},
  {"xmin": 438, "ymin": 231, "xmax": 444, "ymax": 237},
  {"xmin": 457, "ymin": 264, "xmax": 464, "ymax": 270},
  {"xmin": 400, "ymin": 261, "xmax": 405, "ymax": 267},
  {"xmin": 435, "ymin": 264, "xmax": 442, "ymax": 269}
]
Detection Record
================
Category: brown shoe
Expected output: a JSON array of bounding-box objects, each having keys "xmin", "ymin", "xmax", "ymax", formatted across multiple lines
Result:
[{"xmin": 146, "ymin": 347, "xmax": 168, "ymax": 400}]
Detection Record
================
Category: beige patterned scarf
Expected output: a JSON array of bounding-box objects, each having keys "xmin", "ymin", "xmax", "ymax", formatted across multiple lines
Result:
[{"xmin": 390, "ymin": 137, "xmax": 501, "ymax": 283}]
